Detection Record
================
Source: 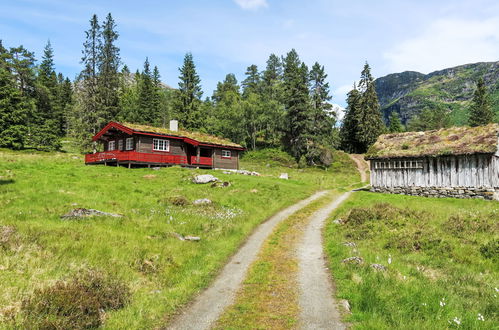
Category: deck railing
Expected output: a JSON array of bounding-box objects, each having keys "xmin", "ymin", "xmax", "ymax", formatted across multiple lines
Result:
[
  {"xmin": 85, "ymin": 151, "xmax": 188, "ymax": 165},
  {"xmin": 190, "ymin": 156, "xmax": 213, "ymax": 166}
]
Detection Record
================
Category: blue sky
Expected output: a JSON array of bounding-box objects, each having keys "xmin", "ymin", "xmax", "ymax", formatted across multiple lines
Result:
[{"xmin": 1, "ymin": 0, "xmax": 499, "ymax": 107}]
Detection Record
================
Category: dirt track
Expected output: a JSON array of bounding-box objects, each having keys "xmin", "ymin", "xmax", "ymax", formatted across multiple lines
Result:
[
  {"xmin": 166, "ymin": 191, "xmax": 329, "ymax": 330},
  {"xmin": 348, "ymin": 154, "xmax": 369, "ymax": 183}
]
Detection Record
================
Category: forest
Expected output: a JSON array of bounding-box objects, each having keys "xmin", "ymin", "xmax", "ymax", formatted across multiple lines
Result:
[{"xmin": 0, "ymin": 14, "xmax": 494, "ymax": 164}]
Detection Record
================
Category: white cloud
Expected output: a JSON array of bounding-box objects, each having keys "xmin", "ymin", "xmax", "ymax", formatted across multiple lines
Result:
[
  {"xmin": 385, "ymin": 17, "xmax": 499, "ymax": 73},
  {"xmin": 234, "ymin": 0, "xmax": 268, "ymax": 11}
]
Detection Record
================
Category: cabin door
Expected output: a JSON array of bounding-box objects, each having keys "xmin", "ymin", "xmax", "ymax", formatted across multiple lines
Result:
[{"xmin": 186, "ymin": 144, "xmax": 196, "ymax": 165}]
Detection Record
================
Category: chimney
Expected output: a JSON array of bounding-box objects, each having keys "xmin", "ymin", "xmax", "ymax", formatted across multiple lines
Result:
[{"xmin": 169, "ymin": 120, "xmax": 178, "ymax": 132}]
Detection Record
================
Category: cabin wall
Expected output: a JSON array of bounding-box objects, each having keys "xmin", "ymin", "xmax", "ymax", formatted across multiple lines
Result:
[
  {"xmin": 104, "ymin": 133, "xmax": 134, "ymax": 151},
  {"xmin": 137, "ymin": 136, "xmax": 186, "ymax": 156},
  {"xmin": 370, "ymin": 154, "xmax": 499, "ymax": 200},
  {"xmin": 213, "ymin": 149, "xmax": 239, "ymax": 170}
]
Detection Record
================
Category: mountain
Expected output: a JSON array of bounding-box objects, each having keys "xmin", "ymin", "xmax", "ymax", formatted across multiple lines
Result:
[{"xmin": 375, "ymin": 62, "xmax": 499, "ymax": 126}]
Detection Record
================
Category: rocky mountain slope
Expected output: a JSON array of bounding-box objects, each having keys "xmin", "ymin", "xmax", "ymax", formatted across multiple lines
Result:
[{"xmin": 375, "ymin": 61, "xmax": 499, "ymax": 125}]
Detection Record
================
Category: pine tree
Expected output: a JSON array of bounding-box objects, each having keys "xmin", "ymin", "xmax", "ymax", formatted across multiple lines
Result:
[
  {"xmin": 152, "ymin": 65, "xmax": 169, "ymax": 127},
  {"xmin": 242, "ymin": 64, "xmax": 260, "ymax": 97},
  {"xmin": 175, "ymin": 52, "xmax": 203, "ymax": 129},
  {"xmin": 355, "ymin": 62, "xmax": 385, "ymax": 153},
  {"xmin": 340, "ymin": 84, "xmax": 361, "ymax": 153},
  {"xmin": 208, "ymin": 74, "xmax": 245, "ymax": 144},
  {"xmin": 0, "ymin": 58, "xmax": 32, "ymax": 149},
  {"xmin": 261, "ymin": 53, "xmax": 284, "ymax": 146},
  {"xmin": 309, "ymin": 62, "xmax": 335, "ymax": 143},
  {"xmin": 469, "ymin": 77, "xmax": 493, "ymax": 127},
  {"xmin": 70, "ymin": 14, "xmax": 102, "ymax": 152},
  {"xmin": 282, "ymin": 49, "xmax": 312, "ymax": 162},
  {"xmin": 137, "ymin": 58, "xmax": 155, "ymax": 124},
  {"xmin": 98, "ymin": 13, "xmax": 120, "ymax": 121},
  {"xmin": 388, "ymin": 111, "xmax": 404, "ymax": 132}
]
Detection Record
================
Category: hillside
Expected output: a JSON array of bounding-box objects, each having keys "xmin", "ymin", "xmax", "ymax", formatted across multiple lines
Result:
[
  {"xmin": 0, "ymin": 148, "xmax": 358, "ymax": 328},
  {"xmin": 375, "ymin": 61, "xmax": 499, "ymax": 125}
]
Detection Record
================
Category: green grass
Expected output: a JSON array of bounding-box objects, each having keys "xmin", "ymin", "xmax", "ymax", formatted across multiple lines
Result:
[
  {"xmin": 325, "ymin": 192, "xmax": 498, "ymax": 329},
  {"xmin": 0, "ymin": 148, "xmax": 358, "ymax": 328}
]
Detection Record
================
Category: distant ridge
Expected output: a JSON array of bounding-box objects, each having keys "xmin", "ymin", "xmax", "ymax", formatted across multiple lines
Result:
[{"xmin": 374, "ymin": 61, "xmax": 499, "ymax": 125}]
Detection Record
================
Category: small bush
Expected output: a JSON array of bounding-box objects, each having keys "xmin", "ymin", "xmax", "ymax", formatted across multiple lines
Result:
[
  {"xmin": 344, "ymin": 203, "xmax": 419, "ymax": 226},
  {"xmin": 167, "ymin": 195, "xmax": 190, "ymax": 206},
  {"xmin": 480, "ymin": 239, "xmax": 499, "ymax": 260},
  {"xmin": 21, "ymin": 269, "xmax": 130, "ymax": 329},
  {"xmin": 444, "ymin": 212, "xmax": 495, "ymax": 236}
]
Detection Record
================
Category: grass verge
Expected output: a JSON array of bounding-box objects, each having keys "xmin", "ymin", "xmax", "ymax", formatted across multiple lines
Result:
[
  {"xmin": 325, "ymin": 191, "xmax": 498, "ymax": 329},
  {"xmin": 215, "ymin": 191, "xmax": 339, "ymax": 329}
]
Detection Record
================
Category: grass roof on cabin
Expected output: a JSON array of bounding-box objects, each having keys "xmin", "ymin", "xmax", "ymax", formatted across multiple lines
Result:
[
  {"xmin": 122, "ymin": 122, "xmax": 243, "ymax": 148},
  {"xmin": 365, "ymin": 124, "xmax": 499, "ymax": 159}
]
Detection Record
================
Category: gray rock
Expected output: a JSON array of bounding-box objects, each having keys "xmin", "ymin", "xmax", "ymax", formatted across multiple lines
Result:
[
  {"xmin": 370, "ymin": 263, "xmax": 387, "ymax": 271},
  {"xmin": 61, "ymin": 208, "xmax": 123, "ymax": 219},
  {"xmin": 343, "ymin": 242, "xmax": 356, "ymax": 247},
  {"xmin": 339, "ymin": 299, "xmax": 351, "ymax": 313},
  {"xmin": 279, "ymin": 173, "xmax": 289, "ymax": 180},
  {"xmin": 193, "ymin": 174, "xmax": 219, "ymax": 184},
  {"xmin": 332, "ymin": 219, "xmax": 343, "ymax": 224},
  {"xmin": 342, "ymin": 256, "xmax": 364, "ymax": 265},
  {"xmin": 193, "ymin": 198, "xmax": 212, "ymax": 205}
]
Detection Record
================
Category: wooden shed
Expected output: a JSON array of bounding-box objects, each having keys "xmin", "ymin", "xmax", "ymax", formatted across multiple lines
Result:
[
  {"xmin": 365, "ymin": 124, "xmax": 499, "ymax": 200},
  {"xmin": 85, "ymin": 121, "xmax": 244, "ymax": 170}
]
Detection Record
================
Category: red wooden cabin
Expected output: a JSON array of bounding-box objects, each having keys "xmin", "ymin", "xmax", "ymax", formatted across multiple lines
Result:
[{"xmin": 85, "ymin": 121, "xmax": 244, "ymax": 169}]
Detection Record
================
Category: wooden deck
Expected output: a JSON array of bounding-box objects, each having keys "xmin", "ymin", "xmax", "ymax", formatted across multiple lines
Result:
[{"xmin": 85, "ymin": 151, "xmax": 213, "ymax": 167}]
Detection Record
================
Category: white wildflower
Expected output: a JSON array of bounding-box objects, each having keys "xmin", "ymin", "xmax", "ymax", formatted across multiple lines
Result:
[
  {"xmin": 439, "ymin": 298, "xmax": 446, "ymax": 307},
  {"xmin": 452, "ymin": 317, "xmax": 461, "ymax": 325},
  {"xmin": 388, "ymin": 254, "xmax": 392, "ymax": 265},
  {"xmin": 477, "ymin": 313, "xmax": 485, "ymax": 321}
]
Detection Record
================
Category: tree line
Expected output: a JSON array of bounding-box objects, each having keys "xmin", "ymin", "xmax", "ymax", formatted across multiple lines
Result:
[{"xmin": 2, "ymin": 13, "xmax": 492, "ymax": 162}]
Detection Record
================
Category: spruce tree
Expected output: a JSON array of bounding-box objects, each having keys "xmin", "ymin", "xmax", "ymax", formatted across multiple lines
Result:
[
  {"xmin": 282, "ymin": 49, "xmax": 312, "ymax": 162},
  {"xmin": 175, "ymin": 52, "xmax": 203, "ymax": 129},
  {"xmin": 309, "ymin": 62, "xmax": 335, "ymax": 144},
  {"xmin": 340, "ymin": 84, "xmax": 362, "ymax": 153},
  {"xmin": 242, "ymin": 64, "xmax": 260, "ymax": 97},
  {"xmin": 69, "ymin": 14, "xmax": 101, "ymax": 152},
  {"xmin": 469, "ymin": 77, "xmax": 493, "ymax": 127},
  {"xmin": 137, "ymin": 58, "xmax": 155, "ymax": 124},
  {"xmin": 261, "ymin": 53, "xmax": 284, "ymax": 146},
  {"xmin": 0, "ymin": 60, "xmax": 32, "ymax": 149},
  {"xmin": 388, "ymin": 111, "xmax": 404, "ymax": 132},
  {"xmin": 356, "ymin": 62, "xmax": 384, "ymax": 153},
  {"xmin": 98, "ymin": 13, "xmax": 120, "ymax": 121}
]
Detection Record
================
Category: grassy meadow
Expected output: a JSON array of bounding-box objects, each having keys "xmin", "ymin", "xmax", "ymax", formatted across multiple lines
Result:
[
  {"xmin": 0, "ymin": 147, "xmax": 358, "ymax": 328},
  {"xmin": 325, "ymin": 192, "xmax": 498, "ymax": 329}
]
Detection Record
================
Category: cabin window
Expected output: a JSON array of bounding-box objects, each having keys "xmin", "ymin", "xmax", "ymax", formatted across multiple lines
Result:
[
  {"xmin": 118, "ymin": 139, "xmax": 123, "ymax": 151},
  {"xmin": 108, "ymin": 140, "xmax": 115, "ymax": 151},
  {"xmin": 153, "ymin": 138, "xmax": 170, "ymax": 152},
  {"xmin": 221, "ymin": 150, "xmax": 231, "ymax": 158},
  {"xmin": 125, "ymin": 137, "xmax": 134, "ymax": 150}
]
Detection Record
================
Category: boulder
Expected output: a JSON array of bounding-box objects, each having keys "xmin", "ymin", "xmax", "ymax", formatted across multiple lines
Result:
[
  {"xmin": 279, "ymin": 173, "xmax": 289, "ymax": 180},
  {"xmin": 192, "ymin": 174, "xmax": 219, "ymax": 184},
  {"xmin": 193, "ymin": 198, "xmax": 212, "ymax": 205},
  {"xmin": 61, "ymin": 208, "xmax": 123, "ymax": 219}
]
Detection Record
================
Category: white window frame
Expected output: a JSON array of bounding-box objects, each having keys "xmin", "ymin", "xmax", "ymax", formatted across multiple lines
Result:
[
  {"xmin": 108, "ymin": 140, "xmax": 115, "ymax": 151},
  {"xmin": 153, "ymin": 138, "xmax": 170, "ymax": 152},
  {"xmin": 125, "ymin": 137, "xmax": 134, "ymax": 150},
  {"xmin": 118, "ymin": 139, "xmax": 123, "ymax": 151},
  {"xmin": 221, "ymin": 150, "xmax": 231, "ymax": 158}
]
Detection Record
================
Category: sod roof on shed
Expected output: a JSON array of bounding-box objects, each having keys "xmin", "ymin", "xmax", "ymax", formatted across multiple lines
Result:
[
  {"xmin": 365, "ymin": 124, "xmax": 499, "ymax": 159},
  {"xmin": 122, "ymin": 122, "xmax": 243, "ymax": 148}
]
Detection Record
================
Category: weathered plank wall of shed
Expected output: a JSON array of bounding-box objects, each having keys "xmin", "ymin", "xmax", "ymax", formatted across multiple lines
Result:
[{"xmin": 371, "ymin": 154, "xmax": 498, "ymax": 188}]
